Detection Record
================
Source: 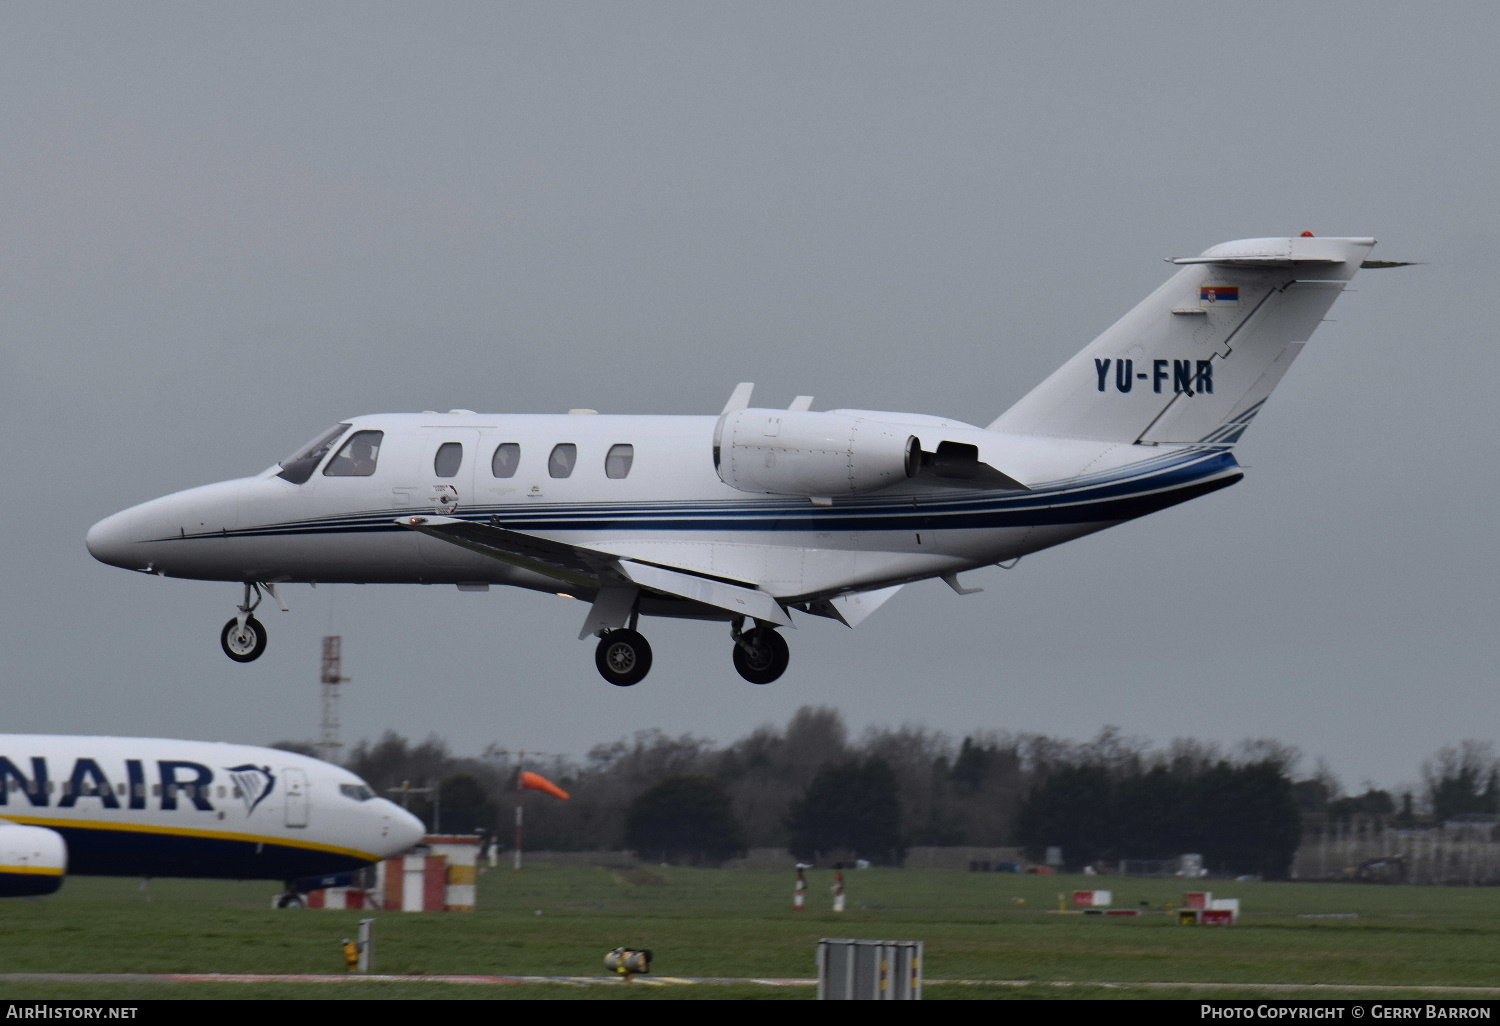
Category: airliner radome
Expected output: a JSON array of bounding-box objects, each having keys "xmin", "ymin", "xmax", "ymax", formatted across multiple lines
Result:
[
  {"xmin": 0, "ymin": 735, "xmax": 424, "ymax": 903},
  {"xmin": 87, "ymin": 235, "xmax": 1404, "ymax": 686}
]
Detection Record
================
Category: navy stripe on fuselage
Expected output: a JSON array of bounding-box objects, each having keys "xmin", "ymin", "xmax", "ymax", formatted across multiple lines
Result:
[{"xmin": 159, "ymin": 448, "xmax": 1241, "ymax": 542}]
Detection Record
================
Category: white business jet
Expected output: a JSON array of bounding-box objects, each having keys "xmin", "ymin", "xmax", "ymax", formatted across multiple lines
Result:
[
  {"xmin": 87, "ymin": 235, "xmax": 1403, "ymax": 687},
  {"xmin": 0, "ymin": 735, "xmax": 425, "ymax": 904}
]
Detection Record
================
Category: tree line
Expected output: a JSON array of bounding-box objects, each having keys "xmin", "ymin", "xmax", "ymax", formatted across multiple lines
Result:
[{"xmin": 277, "ymin": 710, "xmax": 1498, "ymax": 880}]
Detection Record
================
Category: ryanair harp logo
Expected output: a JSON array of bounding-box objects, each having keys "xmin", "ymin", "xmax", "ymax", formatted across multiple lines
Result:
[{"xmin": 227, "ymin": 764, "xmax": 276, "ymax": 815}]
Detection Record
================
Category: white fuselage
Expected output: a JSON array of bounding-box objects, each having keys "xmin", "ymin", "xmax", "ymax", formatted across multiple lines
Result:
[{"xmin": 85, "ymin": 411, "xmax": 1240, "ymax": 611}]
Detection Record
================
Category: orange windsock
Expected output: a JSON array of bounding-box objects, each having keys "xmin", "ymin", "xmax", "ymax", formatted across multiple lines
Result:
[{"xmin": 519, "ymin": 770, "xmax": 570, "ymax": 800}]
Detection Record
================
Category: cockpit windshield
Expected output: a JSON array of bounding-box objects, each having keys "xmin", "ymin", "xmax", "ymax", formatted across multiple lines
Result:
[
  {"xmin": 339, "ymin": 783, "xmax": 377, "ymax": 802},
  {"xmin": 277, "ymin": 424, "xmax": 351, "ymax": 485}
]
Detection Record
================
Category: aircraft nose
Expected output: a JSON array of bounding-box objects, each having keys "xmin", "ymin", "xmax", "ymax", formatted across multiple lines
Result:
[
  {"xmin": 380, "ymin": 801, "xmax": 428, "ymax": 855},
  {"xmin": 85, "ymin": 507, "xmax": 149, "ymax": 570}
]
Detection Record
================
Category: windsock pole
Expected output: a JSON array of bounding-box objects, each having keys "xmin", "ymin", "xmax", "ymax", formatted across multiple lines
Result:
[
  {"xmin": 794, "ymin": 866, "xmax": 806, "ymax": 911},
  {"xmin": 833, "ymin": 866, "xmax": 846, "ymax": 913},
  {"xmin": 513, "ymin": 749, "xmax": 525, "ymax": 872}
]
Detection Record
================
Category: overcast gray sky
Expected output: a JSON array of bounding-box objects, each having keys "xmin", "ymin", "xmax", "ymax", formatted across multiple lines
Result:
[{"xmin": 3, "ymin": 1, "xmax": 1494, "ymax": 796}]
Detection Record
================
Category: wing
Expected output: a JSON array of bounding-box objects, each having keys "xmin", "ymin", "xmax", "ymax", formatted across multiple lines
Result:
[{"xmin": 395, "ymin": 515, "xmax": 792, "ymax": 631}]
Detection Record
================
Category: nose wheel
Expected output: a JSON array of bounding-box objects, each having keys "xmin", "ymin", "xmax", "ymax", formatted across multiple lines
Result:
[
  {"xmin": 219, "ymin": 582, "xmax": 284, "ymax": 663},
  {"xmin": 595, "ymin": 629, "xmax": 652, "ymax": 687},
  {"xmin": 732, "ymin": 625, "xmax": 789, "ymax": 684},
  {"xmin": 221, "ymin": 616, "xmax": 268, "ymax": 662}
]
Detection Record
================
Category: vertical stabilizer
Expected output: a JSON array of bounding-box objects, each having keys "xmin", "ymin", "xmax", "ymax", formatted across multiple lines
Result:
[{"xmin": 988, "ymin": 236, "xmax": 1376, "ymax": 444}]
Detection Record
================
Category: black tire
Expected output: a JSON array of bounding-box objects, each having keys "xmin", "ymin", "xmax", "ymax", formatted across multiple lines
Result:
[
  {"xmin": 273, "ymin": 892, "xmax": 306, "ymax": 909},
  {"xmin": 595, "ymin": 629, "xmax": 652, "ymax": 687},
  {"xmin": 732, "ymin": 626, "xmax": 789, "ymax": 684},
  {"xmin": 221, "ymin": 616, "xmax": 268, "ymax": 663}
]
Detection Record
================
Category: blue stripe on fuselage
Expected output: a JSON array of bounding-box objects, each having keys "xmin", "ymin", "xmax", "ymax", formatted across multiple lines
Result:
[{"xmin": 167, "ymin": 448, "xmax": 1242, "ymax": 542}]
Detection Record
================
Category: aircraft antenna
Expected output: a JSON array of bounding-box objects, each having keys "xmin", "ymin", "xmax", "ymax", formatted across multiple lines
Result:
[{"xmin": 318, "ymin": 635, "xmax": 351, "ymax": 764}]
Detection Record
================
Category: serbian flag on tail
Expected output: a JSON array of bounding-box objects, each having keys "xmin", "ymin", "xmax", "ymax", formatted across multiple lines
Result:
[
  {"xmin": 1200, "ymin": 285, "xmax": 1239, "ymax": 307},
  {"xmin": 520, "ymin": 771, "xmax": 570, "ymax": 800}
]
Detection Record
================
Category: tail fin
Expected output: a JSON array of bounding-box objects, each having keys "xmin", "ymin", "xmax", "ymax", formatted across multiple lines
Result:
[{"xmin": 989, "ymin": 236, "xmax": 1377, "ymax": 444}]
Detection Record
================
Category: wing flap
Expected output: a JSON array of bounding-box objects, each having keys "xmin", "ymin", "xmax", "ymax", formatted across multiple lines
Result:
[
  {"xmin": 618, "ymin": 560, "xmax": 792, "ymax": 627},
  {"xmin": 397, "ymin": 516, "xmax": 792, "ymax": 626}
]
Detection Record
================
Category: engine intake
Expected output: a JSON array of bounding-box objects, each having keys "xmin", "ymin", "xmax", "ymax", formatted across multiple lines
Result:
[{"xmin": 714, "ymin": 409, "xmax": 920, "ymax": 498}]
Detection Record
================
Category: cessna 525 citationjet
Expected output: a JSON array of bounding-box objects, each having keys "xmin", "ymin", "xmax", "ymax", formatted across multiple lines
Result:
[{"xmin": 88, "ymin": 235, "xmax": 1403, "ymax": 687}]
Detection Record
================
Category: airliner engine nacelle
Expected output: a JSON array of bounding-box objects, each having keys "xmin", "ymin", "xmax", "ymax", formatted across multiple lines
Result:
[
  {"xmin": 713, "ymin": 408, "xmax": 920, "ymax": 498},
  {"xmin": 0, "ymin": 822, "xmax": 67, "ymax": 897}
]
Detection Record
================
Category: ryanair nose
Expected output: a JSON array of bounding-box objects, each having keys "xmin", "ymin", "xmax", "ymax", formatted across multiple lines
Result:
[{"xmin": 378, "ymin": 800, "xmax": 427, "ymax": 856}]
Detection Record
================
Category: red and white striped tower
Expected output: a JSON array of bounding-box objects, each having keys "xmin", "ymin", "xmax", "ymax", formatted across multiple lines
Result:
[
  {"xmin": 794, "ymin": 865, "xmax": 806, "ymax": 911},
  {"xmin": 832, "ymin": 866, "xmax": 846, "ymax": 913}
]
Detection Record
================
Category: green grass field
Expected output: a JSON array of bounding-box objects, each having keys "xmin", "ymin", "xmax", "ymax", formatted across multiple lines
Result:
[{"xmin": 0, "ymin": 864, "xmax": 1495, "ymax": 999}]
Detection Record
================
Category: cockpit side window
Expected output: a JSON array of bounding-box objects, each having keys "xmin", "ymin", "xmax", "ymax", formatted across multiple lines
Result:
[
  {"xmin": 434, "ymin": 442, "xmax": 464, "ymax": 478},
  {"xmin": 548, "ymin": 443, "xmax": 577, "ymax": 479},
  {"xmin": 339, "ymin": 783, "xmax": 376, "ymax": 802},
  {"xmin": 277, "ymin": 424, "xmax": 351, "ymax": 485},
  {"xmin": 323, "ymin": 430, "xmax": 385, "ymax": 477}
]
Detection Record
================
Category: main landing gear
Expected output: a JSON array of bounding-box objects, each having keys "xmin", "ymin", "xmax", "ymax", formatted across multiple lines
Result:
[
  {"xmin": 731, "ymin": 620, "xmax": 790, "ymax": 685},
  {"xmin": 220, "ymin": 582, "xmax": 286, "ymax": 663},
  {"xmin": 595, "ymin": 629, "xmax": 653, "ymax": 687},
  {"xmin": 591, "ymin": 618, "xmax": 791, "ymax": 687}
]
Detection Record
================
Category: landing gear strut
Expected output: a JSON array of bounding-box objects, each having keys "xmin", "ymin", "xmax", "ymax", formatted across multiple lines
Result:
[
  {"xmin": 220, "ymin": 582, "xmax": 275, "ymax": 663},
  {"xmin": 595, "ymin": 629, "xmax": 653, "ymax": 687},
  {"xmin": 731, "ymin": 620, "xmax": 789, "ymax": 684}
]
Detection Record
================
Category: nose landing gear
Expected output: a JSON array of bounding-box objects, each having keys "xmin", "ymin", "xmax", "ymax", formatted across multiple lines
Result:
[
  {"xmin": 219, "ymin": 582, "xmax": 285, "ymax": 663},
  {"xmin": 221, "ymin": 616, "xmax": 268, "ymax": 662},
  {"xmin": 731, "ymin": 621, "xmax": 789, "ymax": 684}
]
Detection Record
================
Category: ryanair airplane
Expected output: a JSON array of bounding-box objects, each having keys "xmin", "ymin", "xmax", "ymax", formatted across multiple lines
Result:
[
  {"xmin": 87, "ymin": 235, "xmax": 1404, "ymax": 687},
  {"xmin": 0, "ymin": 735, "xmax": 425, "ymax": 903}
]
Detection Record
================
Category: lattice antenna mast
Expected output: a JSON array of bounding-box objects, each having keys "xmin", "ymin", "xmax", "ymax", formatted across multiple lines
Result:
[{"xmin": 318, "ymin": 635, "xmax": 351, "ymax": 764}]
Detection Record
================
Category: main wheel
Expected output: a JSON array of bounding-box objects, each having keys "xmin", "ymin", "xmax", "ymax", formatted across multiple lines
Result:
[
  {"xmin": 732, "ymin": 626, "xmax": 789, "ymax": 684},
  {"xmin": 273, "ymin": 892, "xmax": 306, "ymax": 909},
  {"xmin": 221, "ymin": 616, "xmax": 268, "ymax": 663},
  {"xmin": 595, "ymin": 629, "xmax": 653, "ymax": 687}
]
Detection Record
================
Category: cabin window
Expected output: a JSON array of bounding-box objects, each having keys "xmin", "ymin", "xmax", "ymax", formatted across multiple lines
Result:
[
  {"xmin": 548, "ymin": 443, "xmax": 577, "ymax": 479},
  {"xmin": 323, "ymin": 430, "xmax": 384, "ymax": 477},
  {"xmin": 117, "ymin": 783, "xmax": 126, "ymax": 796},
  {"xmin": 605, "ymin": 444, "xmax": 634, "ymax": 479},
  {"xmin": 491, "ymin": 442, "xmax": 520, "ymax": 478},
  {"xmin": 434, "ymin": 442, "xmax": 464, "ymax": 478},
  {"xmin": 277, "ymin": 423, "xmax": 350, "ymax": 484}
]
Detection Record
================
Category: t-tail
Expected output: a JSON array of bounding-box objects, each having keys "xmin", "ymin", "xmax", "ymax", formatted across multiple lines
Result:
[{"xmin": 989, "ymin": 235, "xmax": 1378, "ymax": 445}]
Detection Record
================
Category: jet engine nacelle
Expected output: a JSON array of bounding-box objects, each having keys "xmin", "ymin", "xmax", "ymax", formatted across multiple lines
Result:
[
  {"xmin": 0, "ymin": 822, "xmax": 67, "ymax": 897},
  {"xmin": 714, "ymin": 409, "xmax": 920, "ymax": 498}
]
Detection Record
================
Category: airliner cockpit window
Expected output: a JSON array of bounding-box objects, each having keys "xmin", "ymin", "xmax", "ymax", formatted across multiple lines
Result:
[
  {"xmin": 339, "ymin": 783, "xmax": 376, "ymax": 802},
  {"xmin": 323, "ymin": 430, "xmax": 385, "ymax": 477},
  {"xmin": 276, "ymin": 423, "xmax": 351, "ymax": 484}
]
